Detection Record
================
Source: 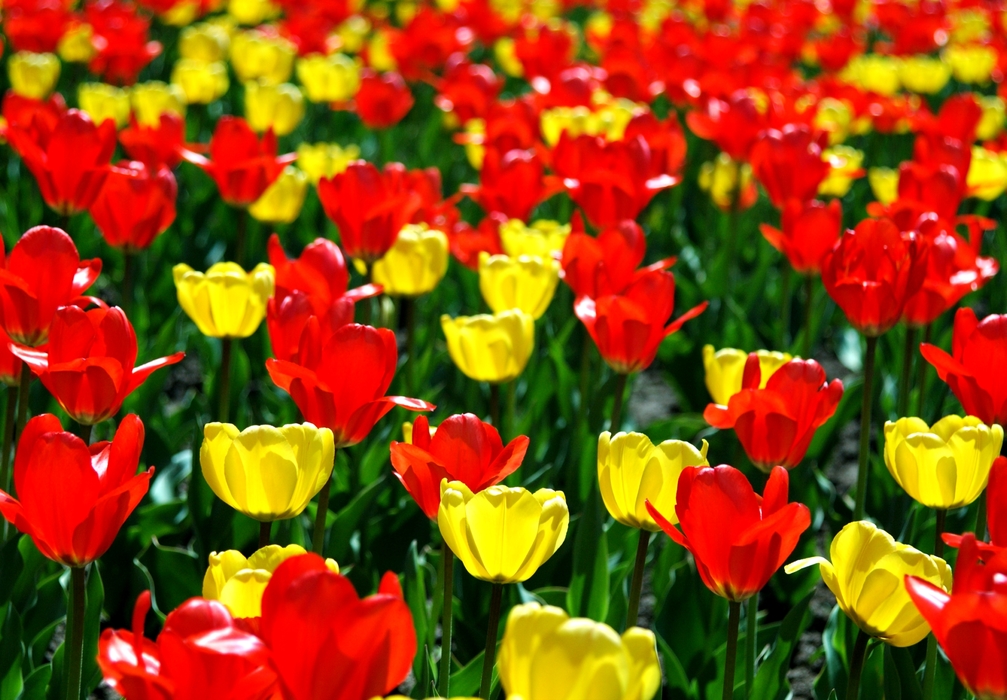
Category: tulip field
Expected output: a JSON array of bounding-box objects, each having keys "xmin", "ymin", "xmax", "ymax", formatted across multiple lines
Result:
[{"xmin": 3, "ymin": 0, "xmax": 1007, "ymax": 698}]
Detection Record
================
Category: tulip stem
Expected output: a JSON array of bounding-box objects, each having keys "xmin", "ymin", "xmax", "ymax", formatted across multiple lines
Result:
[
  {"xmin": 65, "ymin": 566, "xmax": 86, "ymax": 700},
  {"xmin": 312, "ymin": 472, "xmax": 332, "ymax": 556},
  {"xmin": 916, "ymin": 324, "xmax": 932, "ymax": 420},
  {"xmin": 505, "ymin": 381, "xmax": 516, "ymax": 442},
  {"xmin": 745, "ymin": 594, "xmax": 758, "ymax": 697},
  {"xmin": 921, "ymin": 510, "xmax": 946, "ymax": 700},
  {"xmin": 853, "ymin": 336, "xmax": 878, "ymax": 522},
  {"xmin": 219, "ymin": 338, "xmax": 233, "ymax": 424},
  {"xmin": 578, "ymin": 330, "xmax": 592, "ymax": 429},
  {"xmin": 976, "ymin": 495, "xmax": 988, "ymax": 543},
  {"xmin": 404, "ymin": 296, "xmax": 417, "ymax": 395},
  {"xmin": 75, "ymin": 422, "xmax": 92, "ymax": 446},
  {"xmin": 723, "ymin": 600, "xmax": 741, "ymax": 700},
  {"xmin": 780, "ymin": 265, "xmax": 791, "ymax": 350},
  {"xmin": 611, "ymin": 373, "xmax": 628, "ymax": 433},
  {"xmin": 898, "ymin": 326, "xmax": 917, "ymax": 418},
  {"xmin": 489, "ymin": 384, "xmax": 501, "ymax": 428},
  {"xmin": 438, "ymin": 541, "xmax": 455, "ymax": 698},
  {"xmin": 235, "ymin": 208, "xmax": 247, "ymax": 267},
  {"xmin": 479, "ymin": 583, "xmax": 504, "ymax": 699},
  {"xmin": 803, "ymin": 275, "xmax": 813, "ymax": 359},
  {"xmin": 259, "ymin": 521, "xmax": 271, "ymax": 549},
  {"xmin": 626, "ymin": 529, "xmax": 650, "ymax": 630},
  {"xmin": 0, "ymin": 385, "xmax": 17, "ymax": 497},
  {"xmin": 122, "ymin": 251, "xmax": 135, "ymax": 320},
  {"xmin": 846, "ymin": 629, "xmax": 869, "ymax": 700}
]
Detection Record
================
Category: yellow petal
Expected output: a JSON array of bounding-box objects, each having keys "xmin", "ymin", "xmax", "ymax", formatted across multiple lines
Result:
[{"xmin": 200, "ymin": 423, "xmax": 241, "ymax": 509}]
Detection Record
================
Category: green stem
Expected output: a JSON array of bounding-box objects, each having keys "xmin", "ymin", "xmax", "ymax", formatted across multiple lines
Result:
[
  {"xmin": 745, "ymin": 594, "xmax": 758, "ymax": 697},
  {"xmin": 0, "ymin": 385, "xmax": 17, "ymax": 495},
  {"xmin": 404, "ymin": 296, "xmax": 417, "ymax": 395},
  {"xmin": 438, "ymin": 541, "xmax": 455, "ymax": 698},
  {"xmin": 219, "ymin": 338, "xmax": 233, "ymax": 424},
  {"xmin": 611, "ymin": 373, "xmax": 628, "ymax": 433},
  {"xmin": 479, "ymin": 583, "xmax": 504, "ymax": 699},
  {"xmin": 846, "ymin": 629, "xmax": 870, "ymax": 700},
  {"xmin": 259, "ymin": 520, "xmax": 271, "ymax": 549},
  {"xmin": 922, "ymin": 510, "xmax": 946, "ymax": 700},
  {"xmin": 578, "ymin": 330, "xmax": 592, "ymax": 429},
  {"xmin": 65, "ymin": 566, "xmax": 86, "ymax": 700},
  {"xmin": 235, "ymin": 208, "xmax": 247, "ymax": 267},
  {"xmin": 626, "ymin": 529, "xmax": 651, "ymax": 630},
  {"xmin": 312, "ymin": 470, "xmax": 332, "ymax": 556},
  {"xmin": 916, "ymin": 324, "xmax": 932, "ymax": 420},
  {"xmin": 854, "ymin": 336, "xmax": 878, "ymax": 522},
  {"xmin": 803, "ymin": 275, "xmax": 814, "ymax": 359},
  {"xmin": 780, "ymin": 265, "xmax": 791, "ymax": 350},
  {"xmin": 976, "ymin": 493, "xmax": 988, "ymax": 543},
  {"xmin": 122, "ymin": 251, "xmax": 135, "ymax": 319},
  {"xmin": 16, "ymin": 364, "xmax": 31, "ymax": 450},
  {"xmin": 898, "ymin": 326, "xmax": 917, "ymax": 418},
  {"xmin": 723, "ymin": 600, "xmax": 741, "ymax": 700},
  {"xmin": 505, "ymin": 380, "xmax": 516, "ymax": 442},
  {"xmin": 75, "ymin": 422, "xmax": 92, "ymax": 446},
  {"xmin": 489, "ymin": 383, "xmax": 501, "ymax": 428}
]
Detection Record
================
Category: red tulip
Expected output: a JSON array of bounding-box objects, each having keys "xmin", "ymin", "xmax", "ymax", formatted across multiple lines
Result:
[
  {"xmin": 574, "ymin": 268, "xmax": 708, "ymax": 374},
  {"xmin": 389, "ymin": 414, "xmax": 529, "ymax": 518},
  {"xmin": 0, "ymin": 226, "xmax": 102, "ymax": 347},
  {"xmin": 460, "ymin": 97, "xmax": 540, "ymax": 156},
  {"xmin": 266, "ymin": 323, "xmax": 434, "ymax": 447},
  {"xmin": 119, "ymin": 112, "xmax": 186, "ymax": 170},
  {"xmin": 89, "ymin": 161, "xmax": 178, "ymax": 252},
  {"xmin": 387, "ymin": 8, "xmax": 471, "ymax": 81},
  {"xmin": 86, "ymin": 0, "xmax": 162, "ymax": 86},
  {"xmin": 759, "ymin": 198, "xmax": 843, "ymax": 275},
  {"xmin": 2, "ymin": 0, "xmax": 72, "ymax": 52},
  {"xmin": 896, "ymin": 162, "xmax": 963, "ymax": 223},
  {"xmin": 447, "ymin": 214, "xmax": 506, "ymax": 271},
  {"xmin": 434, "ymin": 59, "xmax": 502, "ymax": 125},
  {"xmin": 905, "ymin": 536, "xmax": 1007, "ymax": 700},
  {"xmin": 920, "ymin": 308, "xmax": 1007, "ymax": 427},
  {"xmin": 462, "ymin": 146, "xmax": 562, "ymax": 222},
  {"xmin": 914, "ymin": 93, "xmax": 982, "ymax": 145},
  {"xmin": 1, "ymin": 91, "xmax": 66, "ymax": 147},
  {"xmin": 354, "ymin": 70, "xmax": 414, "ymax": 129},
  {"xmin": 686, "ymin": 91, "xmax": 768, "ymax": 161},
  {"xmin": 181, "ymin": 116, "xmax": 295, "ymax": 207},
  {"xmin": 513, "ymin": 21, "xmax": 577, "ymax": 82},
  {"xmin": 704, "ymin": 355, "xmax": 844, "ymax": 470},
  {"xmin": 560, "ymin": 219, "xmax": 676, "ymax": 298},
  {"xmin": 0, "ymin": 329, "xmax": 23, "ymax": 387},
  {"xmin": 99, "ymin": 592, "xmax": 277, "ymax": 700},
  {"xmin": 944, "ymin": 457, "xmax": 1007, "ymax": 559},
  {"xmin": 647, "ymin": 465, "xmax": 811, "ymax": 602},
  {"xmin": 259, "ymin": 554, "xmax": 416, "ymax": 700},
  {"xmin": 749, "ymin": 125, "xmax": 830, "ymax": 208},
  {"xmin": 623, "ymin": 112, "xmax": 687, "ymax": 182},
  {"xmin": 0, "ymin": 414, "xmax": 152, "ymax": 567},
  {"xmin": 820, "ymin": 218, "xmax": 929, "ymax": 337},
  {"xmin": 11, "ymin": 305, "xmax": 184, "ymax": 425},
  {"xmin": 5, "ymin": 108, "xmax": 116, "ymax": 216}
]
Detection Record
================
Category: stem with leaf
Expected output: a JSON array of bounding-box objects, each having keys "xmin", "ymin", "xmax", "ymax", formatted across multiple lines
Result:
[
  {"xmin": 723, "ymin": 601, "xmax": 741, "ymax": 700},
  {"xmin": 438, "ymin": 541, "xmax": 455, "ymax": 697},
  {"xmin": 479, "ymin": 583, "xmax": 504, "ymax": 699},
  {"xmin": 65, "ymin": 566, "xmax": 86, "ymax": 700},
  {"xmin": 921, "ymin": 509, "xmax": 946, "ymax": 700},
  {"xmin": 846, "ymin": 629, "xmax": 870, "ymax": 700},
  {"xmin": 626, "ymin": 529, "xmax": 651, "ymax": 630}
]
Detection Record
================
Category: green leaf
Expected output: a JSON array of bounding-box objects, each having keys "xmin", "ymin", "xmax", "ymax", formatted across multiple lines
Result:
[
  {"xmin": 885, "ymin": 646, "xmax": 922, "ymax": 700},
  {"xmin": 449, "ymin": 649, "xmax": 484, "ymax": 697},
  {"xmin": 566, "ymin": 488, "xmax": 609, "ymax": 622},
  {"xmin": 81, "ymin": 565, "xmax": 104, "ymax": 695},
  {"xmin": 402, "ymin": 542, "xmax": 432, "ymax": 690},
  {"xmin": 0, "ymin": 537, "xmax": 24, "ymax": 606},
  {"xmin": 0, "ymin": 604, "xmax": 23, "ymax": 700},
  {"xmin": 750, "ymin": 592, "xmax": 813, "ymax": 700},
  {"xmin": 656, "ymin": 632, "xmax": 698, "ymax": 700},
  {"xmin": 326, "ymin": 476, "xmax": 387, "ymax": 563},
  {"xmin": 18, "ymin": 665, "xmax": 50, "ymax": 700}
]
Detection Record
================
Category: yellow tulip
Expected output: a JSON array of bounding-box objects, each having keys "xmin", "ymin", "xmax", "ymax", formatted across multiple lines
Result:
[
  {"xmin": 462, "ymin": 118, "xmax": 486, "ymax": 169},
  {"xmin": 943, "ymin": 44, "xmax": 996, "ymax": 84},
  {"xmin": 598, "ymin": 431, "xmax": 709, "ymax": 531},
  {"xmin": 201, "ymin": 422, "xmax": 335, "ymax": 521},
  {"xmin": 204, "ymin": 544, "xmax": 338, "ymax": 618},
  {"xmin": 77, "ymin": 83, "xmax": 131, "ymax": 129},
  {"xmin": 244, "ymin": 81, "xmax": 304, "ymax": 136},
  {"xmin": 500, "ymin": 219, "xmax": 570, "ymax": 261},
  {"xmin": 174, "ymin": 262, "xmax": 275, "ymax": 339},
  {"xmin": 58, "ymin": 24, "xmax": 96, "ymax": 63},
  {"xmin": 336, "ymin": 15, "xmax": 371, "ymax": 54},
  {"xmin": 841, "ymin": 55, "xmax": 901, "ymax": 96},
  {"xmin": 818, "ymin": 146, "xmax": 864, "ymax": 198},
  {"xmin": 366, "ymin": 29, "xmax": 397, "ymax": 72},
  {"xmin": 228, "ymin": 0, "xmax": 279, "ymax": 25},
  {"xmin": 131, "ymin": 81, "xmax": 186, "ymax": 127},
  {"xmin": 296, "ymin": 142, "xmax": 361, "ymax": 185},
  {"xmin": 179, "ymin": 22, "xmax": 231, "ymax": 63},
  {"xmin": 296, "ymin": 53, "xmax": 361, "ymax": 103},
  {"xmin": 249, "ymin": 166, "xmax": 308, "ymax": 224},
  {"xmin": 897, "ymin": 56, "xmax": 952, "ymax": 95},
  {"xmin": 702, "ymin": 345, "xmax": 793, "ymax": 406},
  {"xmin": 441, "ymin": 310, "xmax": 535, "ymax": 384},
  {"xmin": 160, "ymin": 0, "xmax": 200, "ymax": 26},
  {"xmin": 497, "ymin": 603, "xmax": 662, "ymax": 700},
  {"xmin": 171, "ymin": 59, "xmax": 230, "ymax": 105},
  {"xmin": 494, "ymin": 37, "xmax": 524, "ymax": 78},
  {"xmin": 231, "ymin": 31, "xmax": 296, "ymax": 85},
  {"xmin": 883, "ymin": 416, "xmax": 1003, "ymax": 510},
  {"xmin": 786, "ymin": 521, "xmax": 951, "ymax": 647},
  {"xmin": 479, "ymin": 253, "xmax": 559, "ymax": 320},
  {"xmin": 438, "ymin": 481, "xmax": 569, "ymax": 583},
  {"xmin": 976, "ymin": 95, "xmax": 1005, "ymax": 141},
  {"xmin": 698, "ymin": 154, "xmax": 753, "ymax": 210},
  {"xmin": 8, "ymin": 52, "xmax": 60, "ymax": 100},
  {"xmin": 812, "ymin": 97, "xmax": 854, "ymax": 145},
  {"xmin": 540, "ymin": 106, "xmax": 599, "ymax": 147},
  {"xmin": 371, "ymin": 224, "xmax": 449, "ymax": 297},
  {"xmin": 868, "ymin": 167, "xmax": 899, "ymax": 205},
  {"xmin": 966, "ymin": 146, "xmax": 1007, "ymax": 201}
]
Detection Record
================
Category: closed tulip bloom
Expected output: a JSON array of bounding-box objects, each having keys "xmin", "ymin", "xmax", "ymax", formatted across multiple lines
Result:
[
  {"xmin": 899, "ymin": 56, "xmax": 951, "ymax": 94},
  {"xmin": 89, "ymin": 160, "xmax": 177, "ymax": 251},
  {"xmin": 78, "ymin": 83, "xmax": 131, "ymax": 129},
  {"xmin": 599, "ymin": 431, "xmax": 709, "ymax": 531},
  {"xmin": 295, "ymin": 142, "xmax": 360, "ymax": 185},
  {"xmin": 749, "ymin": 125, "xmax": 831, "ymax": 208},
  {"xmin": 0, "ymin": 414, "xmax": 153, "ymax": 567},
  {"xmin": 372, "ymin": 225, "xmax": 449, "ymax": 297},
  {"xmin": 244, "ymin": 81, "xmax": 304, "ymax": 137},
  {"xmin": 560, "ymin": 220, "xmax": 652, "ymax": 298},
  {"xmin": 500, "ymin": 219, "xmax": 570, "ymax": 261},
  {"xmin": 698, "ymin": 154, "xmax": 758, "ymax": 211},
  {"xmin": 58, "ymin": 24, "xmax": 97, "ymax": 63},
  {"xmin": 463, "ymin": 147, "xmax": 561, "ymax": 222},
  {"xmin": 818, "ymin": 146, "xmax": 865, "ymax": 198},
  {"xmin": 787, "ymin": 521, "xmax": 951, "ymax": 647},
  {"xmin": 977, "ymin": 96, "xmax": 1005, "ymax": 141},
  {"xmin": 201, "ymin": 422, "xmax": 334, "ymax": 521},
  {"xmin": 869, "ymin": 167, "xmax": 899, "ymax": 205},
  {"xmin": 479, "ymin": 253, "xmax": 559, "ymax": 320},
  {"xmin": 296, "ymin": 53, "xmax": 361, "ymax": 103},
  {"xmin": 228, "ymin": 0, "xmax": 278, "ymax": 25},
  {"xmin": 441, "ymin": 310, "xmax": 535, "ymax": 384},
  {"xmin": 355, "ymin": 70, "xmax": 414, "ymax": 129},
  {"xmin": 174, "ymin": 262, "xmax": 275, "ymax": 339},
  {"xmin": 249, "ymin": 166, "xmax": 307, "ymax": 224},
  {"xmin": 438, "ymin": 481, "xmax": 569, "ymax": 583},
  {"xmin": 759, "ymin": 198, "xmax": 843, "ymax": 275},
  {"xmin": 497, "ymin": 603, "xmax": 661, "ymax": 700},
  {"xmin": 967, "ymin": 147, "xmax": 1007, "ymax": 201},
  {"xmin": 230, "ymin": 30, "xmax": 296, "ymax": 85},
  {"xmin": 179, "ymin": 22, "xmax": 230, "ymax": 62},
  {"xmin": 203, "ymin": 544, "xmax": 338, "ymax": 619},
  {"xmin": 0, "ymin": 226, "xmax": 101, "ymax": 347},
  {"xmin": 9, "ymin": 51, "xmax": 60, "ymax": 99},
  {"xmin": 390, "ymin": 414, "xmax": 529, "ymax": 519},
  {"xmin": 171, "ymin": 59, "xmax": 229, "ymax": 104},
  {"xmin": 702, "ymin": 345, "xmax": 793, "ymax": 406}
]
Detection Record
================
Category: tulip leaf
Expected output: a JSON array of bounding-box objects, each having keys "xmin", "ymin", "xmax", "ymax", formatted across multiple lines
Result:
[
  {"xmin": 403, "ymin": 541, "xmax": 433, "ymax": 693},
  {"xmin": 448, "ymin": 649, "xmax": 484, "ymax": 697},
  {"xmin": 656, "ymin": 632, "xmax": 698, "ymax": 699},
  {"xmin": 81, "ymin": 564, "xmax": 104, "ymax": 696},
  {"xmin": 0, "ymin": 603, "xmax": 23, "ymax": 700},
  {"xmin": 566, "ymin": 487, "xmax": 609, "ymax": 622},
  {"xmin": 0, "ymin": 537, "xmax": 24, "ymax": 608},
  {"xmin": 325, "ymin": 475, "xmax": 387, "ymax": 563},
  {"xmin": 750, "ymin": 591, "xmax": 812, "ymax": 700},
  {"xmin": 18, "ymin": 665, "xmax": 50, "ymax": 700}
]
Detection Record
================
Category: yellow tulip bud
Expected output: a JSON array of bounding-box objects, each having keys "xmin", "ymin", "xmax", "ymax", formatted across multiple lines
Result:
[
  {"xmin": 171, "ymin": 59, "xmax": 230, "ymax": 105},
  {"xmin": 244, "ymin": 81, "xmax": 304, "ymax": 136},
  {"xmin": 231, "ymin": 31, "xmax": 296, "ymax": 85},
  {"xmin": 497, "ymin": 603, "xmax": 662, "ymax": 700},
  {"xmin": 702, "ymin": 345, "xmax": 793, "ymax": 406},
  {"xmin": 976, "ymin": 95, "xmax": 1006, "ymax": 141},
  {"xmin": 371, "ymin": 224, "xmax": 449, "ymax": 297},
  {"xmin": 949, "ymin": 8, "xmax": 989, "ymax": 43},
  {"xmin": 698, "ymin": 154, "xmax": 753, "ymax": 210},
  {"xmin": 161, "ymin": 0, "xmax": 200, "ymax": 27},
  {"xmin": 966, "ymin": 146, "xmax": 1007, "ymax": 201},
  {"xmin": 174, "ymin": 262, "xmax": 275, "ymax": 338},
  {"xmin": 204, "ymin": 544, "xmax": 338, "ymax": 618},
  {"xmin": 943, "ymin": 44, "xmax": 996, "ymax": 84},
  {"xmin": 438, "ymin": 481, "xmax": 569, "ymax": 583},
  {"xmin": 841, "ymin": 55, "xmax": 901, "ymax": 96},
  {"xmin": 336, "ymin": 15, "xmax": 371, "ymax": 54},
  {"xmin": 77, "ymin": 83, "xmax": 131, "ymax": 129},
  {"xmin": 296, "ymin": 53, "xmax": 361, "ymax": 103},
  {"xmin": 479, "ymin": 253, "xmax": 559, "ymax": 320},
  {"xmin": 598, "ymin": 431, "xmax": 709, "ymax": 531},
  {"xmin": 897, "ymin": 56, "xmax": 952, "ymax": 95},
  {"xmin": 818, "ymin": 145, "xmax": 864, "ymax": 198},
  {"xmin": 540, "ymin": 106, "xmax": 597, "ymax": 147},
  {"xmin": 228, "ymin": 0, "xmax": 280, "ymax": 25},
  {"xmin": 201, "ymin": 422, "xmax": 335, "ymax": 521},
  {"xmin": 441, "ymin": 310, "xmax": 535, "ymax": 384},
  {"xmin": 130, "ymin": 81, "xmax": 186, "ymax": 128},
  {"xmin": 883, "ymin": 416, "xmax": 1003, "ymax": 510},
  {"xmin": 296, "ymin": 142, "xmax": 360, "ymax": 185},
  {"xmin": 812, "ymin": 97, "xmax": 853, "ymax": 145},
  {"xmin": 868, "ymin": 167, "xmax": 899, "ymax": 205},
  {"xmin": 366, "ymin": 29, "xmax": 397, "ymax": 72},
  {"xmin": 180, "ymin": 23, "xmax": 231, "ymax": 63},
  {"xmin": 462, "ymin": 118, "xmax": 485, "ymax": 170},
  {"xmin": 494, "ymin": 37, "xmax": 524, "ymax": 78},
  {"xmin": 786, "ymin": 521, "xmax": 951, "ymax": 647},
  {"xmin": 500, "ymin": 219, "xmax": 569, "ymax": 261},
  {"xmin": 249, "ymin": 166, "xmax": 308, "ymax": 224},
  {"xmin": 8, "ymin": 52, "xmax": 60, "ymax": 100},
  {"xmin": 58, "ymin": 24, "xmax": 97, "ymax": 63}
]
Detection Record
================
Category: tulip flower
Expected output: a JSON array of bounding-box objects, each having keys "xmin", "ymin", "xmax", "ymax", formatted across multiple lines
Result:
[
  {"xmin": 441, "ymin": 310, "xmax": 535, "ymax": 384},
  {"xmin": 372, "ymin": 224, "xmax": 450, "ymax": 297},
  {"xmin": 686, "ymin": 91, "xmax": 767, "ymax": 161},
  {"xmin": 759, "ymin": 199, "xmax": 843, "ymax": 275},
  {"xmin": 171, "ymin": 59, "xmax": 230, "ymax": 104},
  {"xmin": 354, "ymin": 70, "xmax": 414, "ymax": 129},
  {"xmin": 921, "ymin": 308, "xmax": 1007, "ymax": 426},
  {"xmin": 497, "ymin": 603, "xmax": 662, "ymax": 700},
  {"xmin": 201, "ymin": 422, "xmax": 334, "ymax": 522},
  {"xmin": 967, "ymin": 146, "xmax": 1007, "ymax": 201},
  {"xmin": 704, "ymin": 356, "xmax": 843, "ymax": 470},
  {"xmin": 8, "ymin": 51, "xmax": 60, "ymax": 99},
  {"xmin": 203, "ymin": 544, "xmax": 338, "ymax": 619},
  {"xmin": 749, "ymin": 125, "xmax": 831, "ymax": 208},
  {"xmin": 698, "ymin": 154, "xmax": 758, "ymax": 211},
  {"xmin": 78, "ymin": 83, "xmax": 131, "ymax": 129},
  {"xmin": 259, "ymin": 554, "xmax": 416, "ymax": 700},
  {"xmin": 479, "ymin": 253, "xmax": 559, "ymax": 320},
  {"xmin": 230, "ymin": 30, "xmax": 296, "ymax": 85},
  {"xmin": 462, "ymin": 146, "xmax": 561, "ymax": 222},
  {"xmin": 818, "ymin": 146, "xmax": 865, "ymax": 198},
  {"xmin": 89, "ymin": 161, "xmax": 178, "ymax": 252},
  {"xmin": 500, "ymin": 218, "xmax": 570, "ymax": 261},
  {"xmin": 296, "ymin": 53, "xmax": 361, "ymax": 103},
  {"xmin": 295, "ymin": 142, "xmax": 360, "ymax": 185},
  {"xmin": 702, "ymin": 346, "xmax": 793, "ymax": 406},
  {"xmin": 248, "ymin": 166, "xmax": 308, "ymax": 224},
  {"xmin": 179, "ymin": 23, "xmax": 230, "ymax": 62},
  {"xmin": 0, "ymin": 413, "xmax": 152, "ymax": 567},
  {"xmin": 85, "ymin": 0, "xmax": 162, "ymax": 86},
  {"xmin": 174, "ymin": 262, "xmax": 275, "ymax": 339},
  {"xmin": 244, "ymin": 81, "xmax": 304, "ymax": 137},
  {"xmin": 944, "ymin": 456, "xmax": 1007, "ymax": 558},
  {"xmin": 560, "ymin": 220, "xmax": 654, "ymax": 298},
  {"xmin": 120, "ymin": 111, "xmax": 187, "ymax": 170}
]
